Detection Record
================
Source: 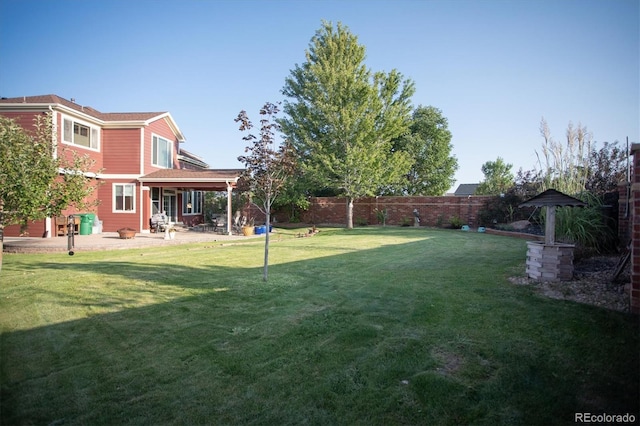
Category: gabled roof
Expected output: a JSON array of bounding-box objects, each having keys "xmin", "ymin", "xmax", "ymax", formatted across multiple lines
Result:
[
  {"xmin": 0, "ymin": 94, "xmax": 185, "ymax": 142},
  {"xmin": 454, "ymin": 183, "xmax": 479, "ymax": 196},
  {"xmin": 519, "ymin": 189, "xmax": 587, "ymax": 207}
]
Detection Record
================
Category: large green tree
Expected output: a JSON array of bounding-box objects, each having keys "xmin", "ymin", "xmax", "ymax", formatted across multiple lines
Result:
[
  {"xmin": 280, "ymin": 21, "xmax": 415, "ymax": 228},
  {"xmin": 389, "ymin": 105, "xmax": 458, "ymax": 195},
  {"xmin": 476, "ymin": 157, "xmax": 514, "ymax": 195},
  {"xmin": 0, "ymin": 114, "xmax": 99, "ymax": 271}
]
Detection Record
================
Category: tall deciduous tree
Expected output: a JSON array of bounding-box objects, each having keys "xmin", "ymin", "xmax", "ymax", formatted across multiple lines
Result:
[
  {"xmin": 0, "ymin": 114, "xmax": 100, "ymax": 271},
  {"xmin": 280, "ymin": 21, "xmax": 415, "ymax": 228},
  {"xmin": 476, "ymin": 157, "xmax": 514, "ymax": 195},
  {"xmin": 236, "ymin": 102, "xmax": 296, "ymax": 282},
  {"xmin": 390, "ymin": 105, "xmax": 458, "ymax": 195}
]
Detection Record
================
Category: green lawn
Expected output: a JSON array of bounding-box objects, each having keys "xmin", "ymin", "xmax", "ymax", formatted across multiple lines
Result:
[{"xmin": 1, "ymin": 227, "xmax": 638, "ymax": 425}]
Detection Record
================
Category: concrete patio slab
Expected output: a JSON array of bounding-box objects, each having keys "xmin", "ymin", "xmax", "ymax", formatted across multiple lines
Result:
[{"xmin": 3, "ymin": 230, "xmax": 257, "ymax": 254}]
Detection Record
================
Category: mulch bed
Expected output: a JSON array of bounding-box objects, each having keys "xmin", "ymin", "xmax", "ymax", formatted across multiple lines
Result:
[{"xmin": 510, "ymin": 254, "xmax": 631, "ymax": 313}]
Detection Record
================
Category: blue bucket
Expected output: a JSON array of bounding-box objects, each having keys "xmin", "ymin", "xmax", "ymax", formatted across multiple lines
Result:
[{"xmin": 255, "ymin": 225, "xmax": 266, "ymax": 235}]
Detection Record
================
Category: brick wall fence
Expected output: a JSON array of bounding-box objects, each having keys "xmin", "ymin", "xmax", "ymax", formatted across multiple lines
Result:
[
  {"xmin": 245, "ymin": 195, "xmax": 492, "ymax": 227},
  {"xmin": 624, "ymin": 144, "xmax": 640, "ymax": 313}
]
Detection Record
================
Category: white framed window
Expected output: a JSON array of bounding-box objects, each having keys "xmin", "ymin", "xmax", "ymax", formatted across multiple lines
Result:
[
  {"xmin": 113, "ymin": 183, "xmax": 136, "ymax": 212},
  {"xmin": 152, "ymin": 135, "xmax": 173, "ymax": 168},
  {"xmin": 182, "ymin": 191, "xmax": 203, "ymax": 215},
  {"xmin": 62, "ymin": 117, "xmax": 99, "ymax": 150}
]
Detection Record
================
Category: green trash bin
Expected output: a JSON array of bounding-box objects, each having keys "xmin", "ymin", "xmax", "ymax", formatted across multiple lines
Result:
[
  {"xmin": 85, "ymin": 213, "xmax": 96, "ymax": 234},
  {"xmin": 79, "ymin": 214, "xmax": 93, "ymax": 235}
]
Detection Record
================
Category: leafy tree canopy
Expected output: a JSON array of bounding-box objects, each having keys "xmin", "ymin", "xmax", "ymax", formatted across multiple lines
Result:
[
  {"xmin": 280, "ymin": 21, "xmax": 415, "ymax": 228},
  {"xmin": 0, "ymin": 113, "xmax": 100, "ymax": 270},
  {"xmin": 476, "ymin": 157, "xmax": 514, "ymax": 195},
  {"xmin": 0, "ymin": 114, "xmax": 100, "ymax": 224},
  {"xmin": 389, "ymin": 105, "xmax": 458, "ymax": 195}
]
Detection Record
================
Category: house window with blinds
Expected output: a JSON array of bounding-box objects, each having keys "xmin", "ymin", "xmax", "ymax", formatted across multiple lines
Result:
[
  {"xmin": 114, "ymin": 184, "xmax": 135, "ymax": 212},
  {"xmin": 62, "ymin": 118, "xmax": 99, "ymax": 150}
]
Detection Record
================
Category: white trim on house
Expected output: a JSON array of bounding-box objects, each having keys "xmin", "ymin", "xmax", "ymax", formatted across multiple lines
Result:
[{"xmin": 98, "ymin": 173, "xmax": 142, "ymax": 179}]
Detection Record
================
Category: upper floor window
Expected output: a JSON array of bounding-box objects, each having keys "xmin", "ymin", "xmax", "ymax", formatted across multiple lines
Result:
[
  {"xmin": 152, "ymin": 135, "xmax": 173, "ymax": 168},
  {"xmin": 182, "ymin": 191, "xmax": 203, "ymax": 215},
  {"xmin": 62, "ymin": 118, "xmax": 99, "ymax": 150}
]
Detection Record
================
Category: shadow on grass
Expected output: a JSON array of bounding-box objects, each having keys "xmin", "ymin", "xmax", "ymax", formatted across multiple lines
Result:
[{"xmin": 1, "ymin": 230, "xmax": 638, "ymax": 425}]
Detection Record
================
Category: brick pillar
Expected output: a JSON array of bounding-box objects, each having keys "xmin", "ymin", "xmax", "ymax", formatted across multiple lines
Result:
[
  {"xmin": 618, "ymin": 181, "xmax": 631, "ymax": 245},
  {"xmin": 629, "ymin": 144, "xmax": 640, "ymax": 314}
]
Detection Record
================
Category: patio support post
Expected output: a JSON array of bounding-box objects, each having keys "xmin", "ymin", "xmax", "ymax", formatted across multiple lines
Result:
[{"xmin": 226, "ymin": 182, "xmax": 233, "ymax": 236}]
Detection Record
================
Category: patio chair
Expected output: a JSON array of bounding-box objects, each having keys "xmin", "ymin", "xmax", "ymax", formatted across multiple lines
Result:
[
  {"xmin": 214, "ymin": 215, "xmax": 227, "ymax": 234},
  {"xmin": 150, "ymin": 213, "xmax": 168, "ymax": 233}
]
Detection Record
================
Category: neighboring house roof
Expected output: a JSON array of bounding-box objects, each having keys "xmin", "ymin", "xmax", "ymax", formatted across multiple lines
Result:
[
  {"xmin": 139, "ymin": 169, "xmax": 244, "ymax": 191},
  {"xmin": 0, "ymin": 94, "xmax": 185, "ymax": 142},
  {"xmin": 454, "ymin": 183, "xmax": 480, "ymax": 196},
  {"xmin": 178, "ymin": 148, "xmax": 210, "ymax": 169}
]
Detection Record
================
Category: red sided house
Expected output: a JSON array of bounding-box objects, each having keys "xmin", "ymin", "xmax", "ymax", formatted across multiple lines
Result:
[{"xmin": 0, "ymin": 95, "xmax": 242, "ymax": 237}]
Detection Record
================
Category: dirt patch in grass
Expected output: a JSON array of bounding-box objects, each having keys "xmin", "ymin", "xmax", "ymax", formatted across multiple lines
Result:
[
  {"xmin": 510, "ymin": 255, "xmax": 630, "ymax": 313},
  {"xmin": 433, "ymin": 350, "xmax": 463, "ymax": 377}
]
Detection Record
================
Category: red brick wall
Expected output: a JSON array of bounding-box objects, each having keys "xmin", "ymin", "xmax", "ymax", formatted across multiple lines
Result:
[
  {"xmin": 629, "ymin": 144, "xmax": 640, "ymax": 314},
  {"xmin": 243, "ymin": 195, "xmax": 492, "ymax": 227},
  {"xmin": 618, "ymin": 182, "xmax": 631, "ymax": 245},
  {"xmin": 300, "ymin": 196, "xmax": 491, "ymax": 227}
]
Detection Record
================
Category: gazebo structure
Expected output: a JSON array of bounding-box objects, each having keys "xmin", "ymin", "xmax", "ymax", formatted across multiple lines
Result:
[{"xmin": 519, "ymin": 189, "xmax": 587, "ymax": 281}]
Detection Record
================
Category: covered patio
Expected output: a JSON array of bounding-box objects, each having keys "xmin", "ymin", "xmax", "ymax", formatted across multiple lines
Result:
[{"xmin": 138, "ymin": 169, "xmax": 244, "ymax": 235}]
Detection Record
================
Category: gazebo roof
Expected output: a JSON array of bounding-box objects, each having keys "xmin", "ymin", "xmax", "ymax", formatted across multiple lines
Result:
[{"xmin": 519, "ymin": 189, "xmax": 587, "ymax": 208}]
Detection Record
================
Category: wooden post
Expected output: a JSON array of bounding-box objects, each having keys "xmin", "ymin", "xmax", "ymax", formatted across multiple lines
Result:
[{"xmin": 545, "ymin": 205, "xmax": 555, "ymax": 245}]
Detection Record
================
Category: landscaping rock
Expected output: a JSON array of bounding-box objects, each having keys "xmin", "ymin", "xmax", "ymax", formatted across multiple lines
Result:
[{"xmin": 509, "ymin": 220, "xmax": 531, "ymax": 230}]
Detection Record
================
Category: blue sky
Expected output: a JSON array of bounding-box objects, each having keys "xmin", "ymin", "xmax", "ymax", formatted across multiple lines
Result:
[{"xmin": 1, "ymin": 0, "xmax": 638, "ymax": 192}]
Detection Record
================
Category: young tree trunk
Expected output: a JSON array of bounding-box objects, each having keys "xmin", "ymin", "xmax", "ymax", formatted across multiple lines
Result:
[
  {"xmin": 263, "ymin": 204, "xmax": 270, "ymax": 282},
  {"xmin": 346, "ymin": 197, "xmax": 354, "ymax": 229},
  {"xmin": 0, "ymin": 199, "xmax": 4, "ymax": 273}
]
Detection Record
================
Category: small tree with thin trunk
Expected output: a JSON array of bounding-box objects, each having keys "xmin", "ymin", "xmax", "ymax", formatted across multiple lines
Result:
[
  {"xmin": 236, "ymin": 102, "xmax": 296, "ymax": 282},
  {"xmin": 0, "ymin": 113, "xmax": 100, "ymax": 271}
]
